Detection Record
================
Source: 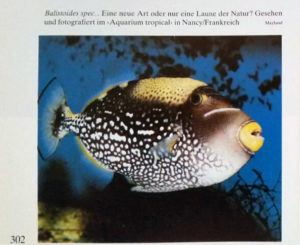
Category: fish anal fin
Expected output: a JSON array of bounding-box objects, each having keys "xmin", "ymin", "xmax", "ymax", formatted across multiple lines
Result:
[
  {"xmin": 76, "ymin": 137, "xmax": 113, "ymax": 173},
  {"xmin": 131, "ymin": 185, "xmax": 171, "ymax": 193},
  {"xmin": 131, "ymin": 186, "xmax": 154, "ymax": 192}
]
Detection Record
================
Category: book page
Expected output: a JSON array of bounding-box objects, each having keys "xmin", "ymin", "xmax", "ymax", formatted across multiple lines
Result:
[{"xmin": 0, "ymin": 0, "xmax": 299, "ymax": 244}]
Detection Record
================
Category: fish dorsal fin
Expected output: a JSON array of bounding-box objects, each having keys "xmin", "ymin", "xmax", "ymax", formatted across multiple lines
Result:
[
  {"xmin": 132, "ymin": 77, "xmax": 207, "ymax": 105},
  {"xmin": 83, "ymin": 81, "xmax": 129, "ymax": 110}
]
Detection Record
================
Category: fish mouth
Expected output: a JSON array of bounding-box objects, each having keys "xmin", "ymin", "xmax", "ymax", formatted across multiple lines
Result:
[{"xmin": 238, "ymin": 120, "xmax": 264, "ymax": 154}]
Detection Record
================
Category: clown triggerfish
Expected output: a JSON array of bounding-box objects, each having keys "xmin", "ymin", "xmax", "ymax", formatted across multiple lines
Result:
[{"xmin": 38, "ymin": 77, "xmax": 264, "ymax": 192}]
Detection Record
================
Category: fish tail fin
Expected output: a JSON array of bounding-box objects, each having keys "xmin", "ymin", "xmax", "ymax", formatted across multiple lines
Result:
[{"xmin": 38, "ymin": 78, "xmax": 76, "ymax": 159}]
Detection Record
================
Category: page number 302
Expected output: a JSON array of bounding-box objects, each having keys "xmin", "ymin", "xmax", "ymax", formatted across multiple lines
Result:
[{"xmin": 10, "ymin": 235, "xmax": 25, "ymax": 244}]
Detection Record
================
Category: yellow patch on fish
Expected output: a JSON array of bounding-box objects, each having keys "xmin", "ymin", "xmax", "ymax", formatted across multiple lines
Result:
[
  {"xmin": 65, "ymin": 107, "xmax": 78, "ymax": 119},
  {"xmin": 201, "ymin": 94, "xmax": 208, "ymax": 102},
  {"xmin": 132, "ymin": 77, "xmax": 207, "ymax": 105},
  {"xmin": 119, "ymin": 81, "xmax": 128, "ymax": 88},
  {"xmin": 98, "ymin": 86, "xmax": 115, "ymax": 100}
]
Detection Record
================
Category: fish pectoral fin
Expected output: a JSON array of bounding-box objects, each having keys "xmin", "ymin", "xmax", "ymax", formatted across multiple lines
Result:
[
  {"xmin": 167, "ymin": 136, "xmax": 178, "ymax": 155},
  {"xmin": 150, "ymin": 134, "xmax": 179, "ymax": 159}
]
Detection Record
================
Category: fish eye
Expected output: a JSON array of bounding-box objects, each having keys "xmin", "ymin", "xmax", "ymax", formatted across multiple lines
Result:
[{"xmin": 190, "ymin": 93, "xmax": 202, "ymax": 105}]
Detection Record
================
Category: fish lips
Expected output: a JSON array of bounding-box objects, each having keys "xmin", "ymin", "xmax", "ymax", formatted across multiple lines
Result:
[
  {"xmin": 194, "ymin": 107, "xmax": 264, "ymax": 157},
  {"xmin": 237, "ymin": 120, "xmax": 264, "ymax": 155}
]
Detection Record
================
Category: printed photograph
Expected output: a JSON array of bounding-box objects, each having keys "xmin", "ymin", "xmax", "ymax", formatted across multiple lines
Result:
[{"xmin": 38, "ymin": 36, "xmax": 281, "ymax": 242}]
